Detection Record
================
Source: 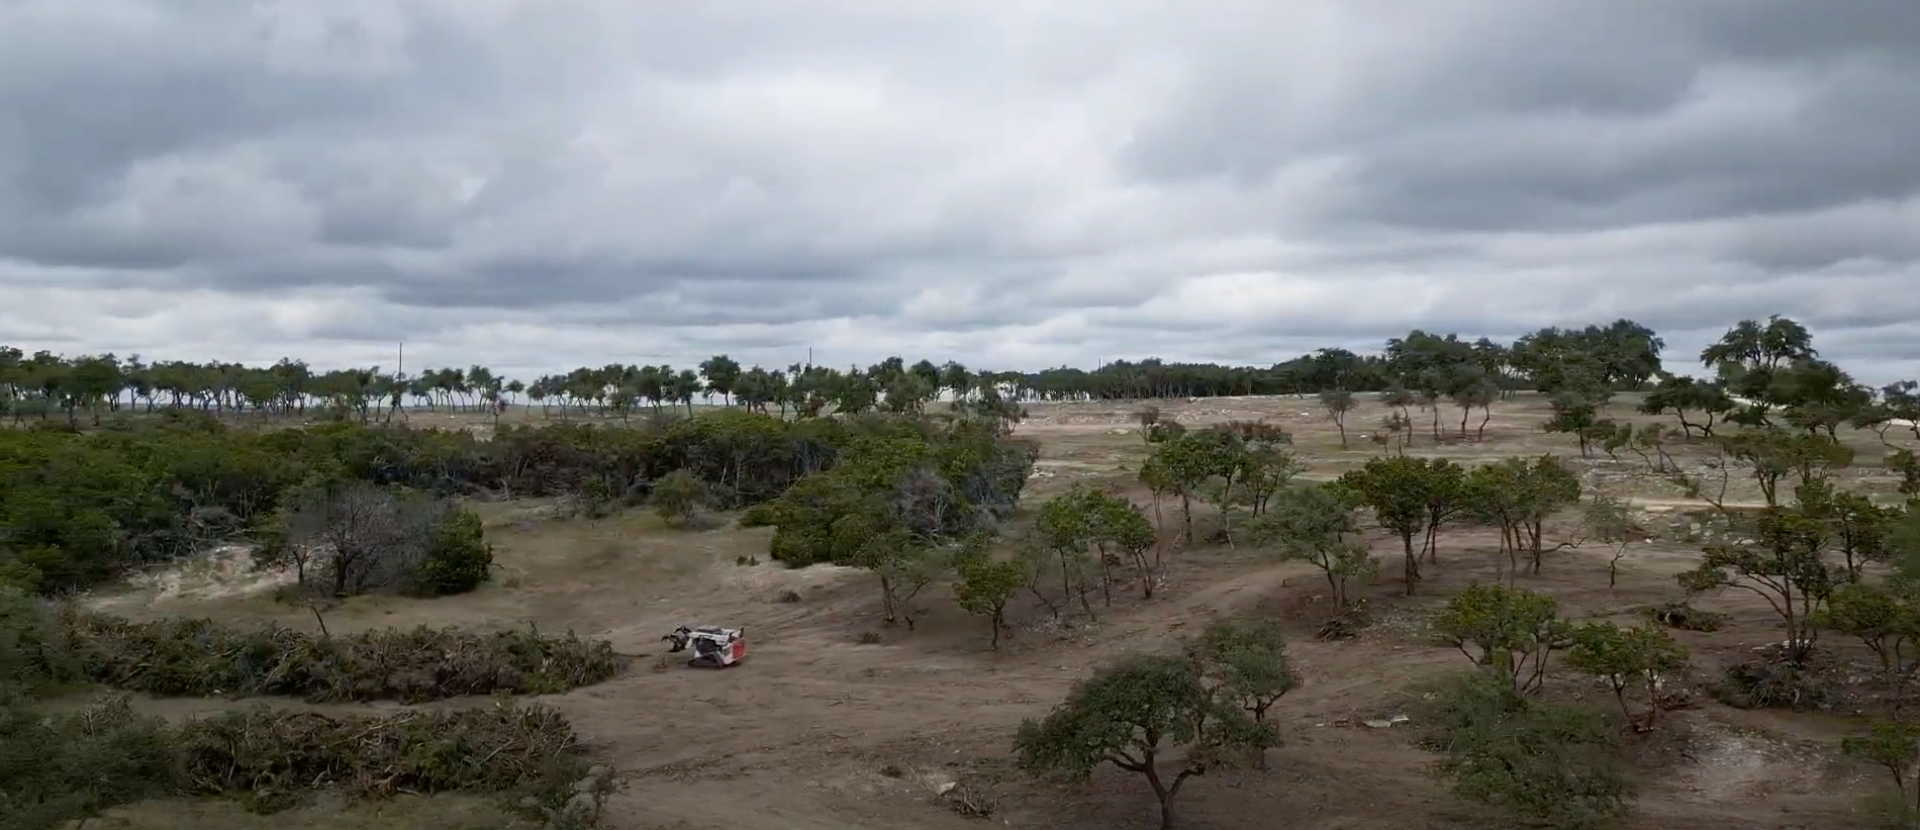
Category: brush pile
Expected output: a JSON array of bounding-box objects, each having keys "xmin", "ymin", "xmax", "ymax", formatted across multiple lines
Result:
[
  {"xmin": 60, "ymin": 610, "xmax": 624, "ymax": 703},
  {"xmin": 173, "ymin": 698, "xmax": 592, "ymax": 814}
]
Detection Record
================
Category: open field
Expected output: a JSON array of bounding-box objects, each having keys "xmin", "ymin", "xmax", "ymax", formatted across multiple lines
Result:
[{"xmin": 69, "ymin": 393, "xmax": 1920, "ymax": 830}]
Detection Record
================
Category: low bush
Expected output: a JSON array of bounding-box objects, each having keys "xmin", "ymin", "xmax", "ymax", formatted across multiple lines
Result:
[
  {"xmin": 172, "ymin": 699, "xmax": 593, "ymax": 813},
  {"xmin": 1417, "ymin": 671, "xmax": 1634, "ymax": 830},
  {"xmin": 60, "ymin": 610, "xmax": 624, "ymax": 703},
  {"xmin": 0, "ymin": 693, "xmax": 608, "ymax": 830},
  {"xmin": 409, "ymin": 504, "xmax": 494, "ymax": 596}
]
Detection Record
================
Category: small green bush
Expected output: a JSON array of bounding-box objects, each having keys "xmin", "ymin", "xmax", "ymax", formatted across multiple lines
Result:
[
  {"xmin": 1417, "ymin": 671, "xmax": 1634, "ymax": 830},
  {"xmin": 651, "ymin": 469, "xmax": 710, "ymax": 527},
  {"xmin": 408, "ymin": 507, "xmax": 494, "ymax": 596}
]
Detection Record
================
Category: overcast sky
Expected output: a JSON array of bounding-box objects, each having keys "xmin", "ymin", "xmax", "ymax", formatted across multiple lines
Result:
[{"xmin": 2, "ymin": 1, "xmax": 1917, "ymax": 384}]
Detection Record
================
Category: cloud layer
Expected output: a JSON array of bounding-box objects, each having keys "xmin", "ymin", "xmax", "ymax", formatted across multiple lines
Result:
[{"xmin": 3, "ymin": 0, "xmax": 1917, "ymax": 382}]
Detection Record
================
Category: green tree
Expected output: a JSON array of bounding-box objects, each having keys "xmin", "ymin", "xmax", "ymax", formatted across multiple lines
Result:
[
  {"xmin": 698, "ymin": 354, "xmax": 742, "ymax": 405},
  {"xmin": 1014, "ymin": 653, "xmax": 1273, "ymax": 830},
  {"xmin": 1146, "ymin": 430, "xmax": 1245, "ymax": 544},
  {"xmin": 1467, "ymin": 456, "xmax": 1584, "ymax": 576},
  {"xmin": 1637, "ymin": 374, "xmax": 1732, "ymax": 438},
  {"xmin": 1543, "ymin": 393, "xmax": 1614, "ymax": 458},
  {"xmin": 953, "ymin": 548, "xmax": 1028, "ymax": 650},
  {"xmin": 1338, "ymin": 455, "xmax": 1464, "ymax": 595},
  {"xmin": 409, "ymin": 506, "xmax": 494, "ymax": 597},
  {"xmin": 1565, "ymin": 622, "xmax": 1688, "ymax": 729},
  {"xmin": 1231, "ymin": 427, "xmax": 1301, "ymax": 516},
  {"xmin": 1318, "ymin": 389, "xmax": 1356, "ymax": 449},
  {"xmin": 1183, "ymin": 616, "xmax": 1299, "ymax": 769},
  {"xmin": 651, "ymin": 468, "xmax": 711, "ymax": 527},
  {"xmin": 1037, "ymin": 486, "xmax": 1161, "ymax": 608},
  {"xmin": 1433, "ymin": 582, "xmax": 1569, "ymax": 695},
  {"xmin": 1679, "ymin": 507, "xmax": 1834, "ymax": 665},
  {"xmin": 1819, "ymin": 582, "xmax": 1919, "ymax": 688},
  {"xmin": 1843, "ymin": 720, "xmax": 1920, "ymax": 818},
  {"xmin": 1246, "ymin": 484, "xmax": 1374, "ymax": 608}
]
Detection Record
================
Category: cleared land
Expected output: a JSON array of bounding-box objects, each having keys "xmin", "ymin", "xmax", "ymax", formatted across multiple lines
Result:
[{"xmin": 72, "ymin": 393, "xmax": 1920, "ymax": 830}]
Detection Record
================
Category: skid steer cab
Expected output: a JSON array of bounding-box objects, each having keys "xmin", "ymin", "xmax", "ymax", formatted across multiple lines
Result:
[{"xmin": 661, "ymin": 625, "xmax": 746, "ymax": 668}]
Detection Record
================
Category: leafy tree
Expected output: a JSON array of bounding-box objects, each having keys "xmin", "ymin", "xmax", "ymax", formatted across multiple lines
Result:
[
  {"xmin": 1584, "ymin": 494, "xmax": 1642, "ymax": 592},
  {"xmin": 1228, "ymin": 423, "xmax": 1300, "ymax": 516},
  {"xmin": 1246, "ymin": 484, "xmax": 1374, "ymax": 607},
  {"xmin": 1543, "ymin": 392, "xmax": 1614, "ymax": 458},
  {"xmin": 1448, "ymin": 373, "xmax": 1499, "ymax": 440},
  {"xmin": 1467, "ymin": 456, "xmax": 1583, "ymax": 576},
  {"xmin": 1014, "ymin": 653, "xmax": 1273, "ymax": 830},
  {"xmin": 1565, "ymin": 622, "xmax": 1688, "ymax": 729},
  {"xmin": 1433, "ymin": 583, "xmax": 1570, "ymax": 695},
  {"xmin": 1819, "ymin": 582, "xmax": 1919, "ymax": 688},
  {"xmin": 1798, "ymin": 481, "xmax": 1895, "ymax": 582},
  {"xmin": 1037, "ymin": 486, "xmax": 1160, "ymax": 608},
  {"xmin": 1637, "ymin": 374, "xmax": 1733, "ymax": 438},
  {"xmin": 1679, "ymin": 507, "xmax": 1835, "ymax": 665},
  {"xmin": 1843, "ymin": 720, "xmax": 1920, "ymax": 817},
  {"xmin": 1419, "ymin": 670, "xmax": 1634, "ymax": 830},
  {"xmin": 1184, "ymin": 616, "xmax": 1299, "ymax": 769},
  {"xmin": 651, "ymin": 468, "xmax": 711, "ymax": 527},
  {"xmin": 1337, "ymin": 455, "xmax": 1464, "ymax": 595},
  {"xmin": 1379, "ymin": 384, "xmax": 1416, "ymax": 449},
  {"xmin": 1318, "ymin": 389, "xmax": 1356, "ymax": 449},
  {"xmin": 1146, "ymin": 430, "xmax": 1245, "ymax": 544},
  {"xmin": 953, "ymin": 546, "xmax": 1028, "ymax": 649}
]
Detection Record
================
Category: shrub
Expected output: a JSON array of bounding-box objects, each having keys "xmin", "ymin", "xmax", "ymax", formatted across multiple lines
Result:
[
  {"xmin": 60, "ymin": 611, "xmax": 624, "ymax": 703},
  {"xmin": 0, "ymin": 693, "xmax": 177, "ymax": 830},
  {"xmin": 0, "ymin": 693, "xmax": 605, "ymax": 828},
  {"xmin": 408, "ymin": 506, "xmax": 494, "ymax": 596},
  {"xmin": 651, "ymin": 469, "xmax": 710, "ymax": 527},
  {"xmin": 173, "ymin": 699, "xmax": 593, "ymax": 815},
  {"xmin": 0, "ymin": 588, "xmax": 84, "ymax": 695},
  {"xmin": 1418, "ymin": 671, "xmax": 1634, "ymax": 829}
]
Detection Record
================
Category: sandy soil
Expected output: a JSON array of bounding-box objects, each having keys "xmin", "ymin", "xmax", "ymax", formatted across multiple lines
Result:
[{"xmin": 81, "ymin": 393, "xmax": 1920, "ymax": 830}]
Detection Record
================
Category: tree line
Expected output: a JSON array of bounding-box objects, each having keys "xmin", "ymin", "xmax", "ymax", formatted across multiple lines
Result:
[
  {"xmin": 15, "ymin": 316, "xmax": 1915, "ymax": 427},
  {"xmin": 0, "ymin": 405, "xmax": 1032, "ymax": 596}
]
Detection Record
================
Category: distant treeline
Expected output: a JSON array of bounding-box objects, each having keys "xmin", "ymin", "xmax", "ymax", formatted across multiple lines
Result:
[
  {"xmin": 0, "ymin": 408, "xmax": 1031, "ymax": 594},
  {"xmin": 7, "ymin": 318, "xmax": 1678, "ymax": 423}
]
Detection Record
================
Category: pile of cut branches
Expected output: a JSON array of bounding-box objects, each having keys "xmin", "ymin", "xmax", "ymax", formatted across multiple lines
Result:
[
  {"xmin": 173, "ymin": 697, "xmax": 592, "ymax": 814},
  {"xmin": 60, "ymin": 610, "xmax": 623, "ymax": 702}
]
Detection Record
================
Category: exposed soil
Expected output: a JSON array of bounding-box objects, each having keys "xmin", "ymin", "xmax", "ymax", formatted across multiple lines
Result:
[{"xmin": 81, "ymin": 394, "xmax": 1920, "ymax": 830}]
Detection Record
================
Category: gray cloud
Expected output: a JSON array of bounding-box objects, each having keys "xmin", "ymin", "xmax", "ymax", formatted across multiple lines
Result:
[{"xmin": 1, "ymin": 0, "xmax": 1917, "ymax": 384}]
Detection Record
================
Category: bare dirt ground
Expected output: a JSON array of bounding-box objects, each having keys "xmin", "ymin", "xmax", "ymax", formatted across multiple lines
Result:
[{"xmin": 79, "ymin": 393, "xmax": 1920, "ymax": 830}]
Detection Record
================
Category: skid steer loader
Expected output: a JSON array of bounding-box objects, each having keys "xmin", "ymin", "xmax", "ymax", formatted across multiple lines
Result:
[{"xmin": 661, "ymin": 625, "xmax": 746, "ymax": 668}]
